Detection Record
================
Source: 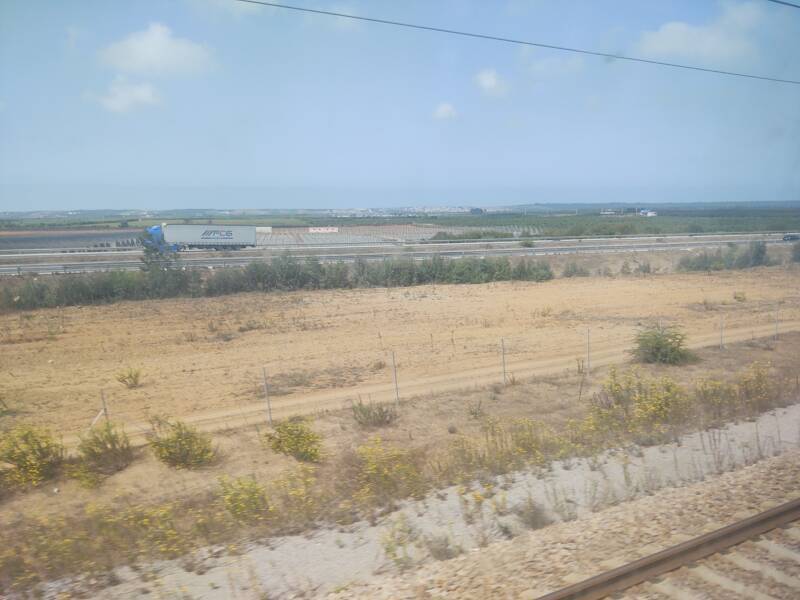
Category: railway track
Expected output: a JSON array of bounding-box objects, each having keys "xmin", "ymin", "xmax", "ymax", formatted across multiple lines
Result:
[{"xmin": 538, "ymin": 498, "xmax": 800, "ymax": 600}]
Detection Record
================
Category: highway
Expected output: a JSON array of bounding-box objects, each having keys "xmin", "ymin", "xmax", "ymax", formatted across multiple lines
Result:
[{"xmin": 0, "ymin": 232, "xmax": 791, "ymax": 275}]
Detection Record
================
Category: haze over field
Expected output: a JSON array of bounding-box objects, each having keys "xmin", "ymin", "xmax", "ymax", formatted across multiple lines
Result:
[{"xmin": 1, "ymin": 0, "xmax": 799, "ymax": 210}]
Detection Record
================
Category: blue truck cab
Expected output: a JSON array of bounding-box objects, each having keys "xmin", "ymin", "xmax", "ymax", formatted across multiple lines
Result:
[{"xmin": 143, "ymin": 225, "xmax": 179, "ymax": 253}]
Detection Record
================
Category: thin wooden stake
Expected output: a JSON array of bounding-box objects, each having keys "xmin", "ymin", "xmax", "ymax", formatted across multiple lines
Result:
[
  {"xmin": 262, "ymin": 367, "xmax": 273, "ymax": 427},
  {"xmin": 501, "ymin": 338, "xmax": 507, "ymax": 384},
  {"xmin": 774, "ymin": 304, "xmax": 779, "ymax": 341},
  {"xmin": 391, "ymin": 351, "xmax": 400, "ymax": 407},
  {"xmin": 586, "ymin": 328, "xmax": 591, "ymax": 372},
  {"xmin": 720, "ymin": 316, "xmax": 724, "ymax": 350},
  {"xmin": 101, "ymin": 390, "xmax": 109, "ymax": 423}
]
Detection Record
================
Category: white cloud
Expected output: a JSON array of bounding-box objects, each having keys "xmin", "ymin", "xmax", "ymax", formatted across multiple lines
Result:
[
  {"xmin": 100, "ymin": 23, "xmax": 212, "ymax": 75},
  {"xmin": 474, "ymin": 68, "xmax": 508, "ymax": 96},
  {"xmin": 97, "ymin": 77, "xmax": 160, "ymax": 113},
  {"xmin": 636, "ymin": 2, "xmax": 763, "ymax": 64},
  {"xmin": 433, "ymin": 102, "xmax": 457, "ymax": 120}
]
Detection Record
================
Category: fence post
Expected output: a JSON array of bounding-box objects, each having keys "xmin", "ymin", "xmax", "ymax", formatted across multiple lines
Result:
[
  {"xmin": 719, "ymin": 316, "xmax": 724, "ymax": 350},
  {"xmin": 262, "ymin": 367, "xmax": 273, "ymax": 427},
  {"xmin": 501, "ymin": 338, "xmax": 507, "ymax": 384},
  {"xmin": 101, "ymin": 389, "xmax": 109, "ymax": 423},
  {"xmin": 391, "ymin": 351, "xmax": 400, "ymax": 408},
  {"xmin": 586, "ymin": 328, "xmax": 591, "ymax": 372},
  {"xmin": 774, "ymin": 304, "xmax": 779, "ymax": 341}
]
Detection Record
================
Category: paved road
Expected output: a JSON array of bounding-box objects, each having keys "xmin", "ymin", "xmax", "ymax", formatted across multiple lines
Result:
[{"xmin": 0, "ymin": 233, "xmax": 791, "ymax": 275}]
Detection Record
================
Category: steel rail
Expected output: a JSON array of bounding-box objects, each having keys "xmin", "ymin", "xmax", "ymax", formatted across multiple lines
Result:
[{"xmin": 536, "ymin": 497, "xmax": 800, "ymax": 600}]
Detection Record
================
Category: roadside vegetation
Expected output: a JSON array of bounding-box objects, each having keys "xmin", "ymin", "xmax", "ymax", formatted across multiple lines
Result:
[
  {"xmin": 429, "ymin": 230, "xmax": 518, "ymax": 241},
  {"xmin": 0, "ymin": 254, "xmax": 555, "ymax": 312},
  {"xmin": 0, "ymin": 351, "xmax": 793, "ymax": 593},
  {"xmin": 678, "ymin": 241, "xmax": 771, "ymax": 272}
]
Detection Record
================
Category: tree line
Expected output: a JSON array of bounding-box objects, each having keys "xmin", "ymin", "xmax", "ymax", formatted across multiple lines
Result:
[{"xmin": 0, "ymin": 255, "xmax": 554, "ymax": 311}]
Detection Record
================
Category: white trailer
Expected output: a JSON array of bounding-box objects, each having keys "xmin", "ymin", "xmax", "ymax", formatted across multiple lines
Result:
[{"xmin": 161, "ymin": 224, "xmax": 257, "ymax": 250}]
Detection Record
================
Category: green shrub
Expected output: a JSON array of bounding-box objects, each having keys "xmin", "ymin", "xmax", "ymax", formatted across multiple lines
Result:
[
  {"xmin": 588, "ymin": 368, "xmax": 691, "ymax": 444},
  {"xmin": 678, "ymin": 242, "xmax": 771, "ymax": 272},
  {"xmin": 265, "ymin": 418, "xmax": 322, "ymax": 462},
  {"xmin": 354, "ymin": 437, "xmax": 425, "ymax": 506},
  {"xmin": 77, "ymin": 422, "xmax": 134, "ymax": 475},
  {"xmin": 219, "ymin": 476, "xmax": 270, "ymax": 523},
  {"xmin": 632, "ymin": 325, "xmax": 694, "ymax": 364},
  {"xmin": 695, "ymin": 378, "xmax": 739, "ymax": 425},
  {"xmin": 0, "ymin": 426, "xmax": 64, "ymax": 486},
  {"xmin": 514, "ymin": 496, "xmax": 553, "ymax": 530},
  {"xmin": 149, "ymin": 419, "xmax": 215, "ymax": 468},
  {"xmin": 562, "ymin": 262, "xmax": 589, "ymax": 278},
  {"xmin": 352, "ymin": 400, "xmax": 398, "ymax": 428},
  {"xmin": 736, "ymin": 362, "xmax": 776, "ymax": 414},
  {"xmin": 115, "ymin": 368, "xmax": 142, "ymax": 389}
]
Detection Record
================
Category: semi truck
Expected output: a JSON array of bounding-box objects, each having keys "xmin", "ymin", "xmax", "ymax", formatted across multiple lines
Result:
[{"xmin": 144, "ymin": 224, "xmax": 257, "ymax": 252}]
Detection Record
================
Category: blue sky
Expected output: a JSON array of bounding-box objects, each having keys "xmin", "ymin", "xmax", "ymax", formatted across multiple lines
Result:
[{"xmin": 1, "ymin": 0, "xmax": 799, "ymax": 210}]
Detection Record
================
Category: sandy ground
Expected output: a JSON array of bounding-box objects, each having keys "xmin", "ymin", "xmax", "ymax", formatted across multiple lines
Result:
[{"xmin": 1, "ymin": 266, "xmax": 799, "ymax": 438}]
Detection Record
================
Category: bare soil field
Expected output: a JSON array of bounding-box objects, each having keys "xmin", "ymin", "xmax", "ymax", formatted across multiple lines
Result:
[{"xmin": 1, "ymin": 265, "xmax": 799, "ymax": 438}]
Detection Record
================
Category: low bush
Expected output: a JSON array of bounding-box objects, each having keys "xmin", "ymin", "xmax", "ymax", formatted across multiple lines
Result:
[
  {"xmin": 587, "ymin": 368, "xmax": 691, "ymax": 444},
  {"xmin": 115, "ymin": 368, "xmax": 142, "ymax": 389},
  {"xmin": 219, "ymin": 476, "xmax": 270, "ymax": 523},
  {"xmin": 265, "ymin": 418, "xmax": 322, "ymax": 462},
  {"xmin": 513, "ymin": 496, "xmax": 553, "ymax": 530},
  {"xmin": 562, "ymin": 262, "xmax": 589, "ymax": 278},
  {"xmin": 352, "ymin": 400, "xmax": 398, "ymax": 428},
  {"xmin": 736, "ymin": 362, "xmax": 776, "ymax": 414},
  {"xmin": 353, "ymin": 437, "xmax": 426, "ymax": 506},
  {"xmin": 0, "ymin": 425, "xmax": 64, "ymax": 486},
  {"xmin": 694, "ymin": 378, "xmax": 739, "ymax": 425},
  {"xmin": 149, "ymin": 418, "xmax": 215, "ymax": 469},
  {"xmin": 632, "ymin": 325, "xmax": 695, "ymax": 365},
  {"xmin": 678, "ymin": 242, "xmax": 771, "ymax": 272},
  {"xmin": 77, "ymin": 422, "xmax": 134, "ymax": 475}
]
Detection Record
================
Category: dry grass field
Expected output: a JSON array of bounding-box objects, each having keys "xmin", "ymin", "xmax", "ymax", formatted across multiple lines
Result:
[{"xmin": 1, "ymin": 265, "xmax": 798, "ymax": 437}]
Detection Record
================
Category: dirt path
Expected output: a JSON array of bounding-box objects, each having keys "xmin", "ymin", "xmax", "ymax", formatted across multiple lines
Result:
[{"xmin": 59, "ymin": 319, "xmax": 800, "ymax": 447}]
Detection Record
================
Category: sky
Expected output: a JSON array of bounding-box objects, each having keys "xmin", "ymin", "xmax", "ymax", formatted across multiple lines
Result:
[{"xmin": 0, "ymin": 0, "xmax": 799, "ymax": 211}]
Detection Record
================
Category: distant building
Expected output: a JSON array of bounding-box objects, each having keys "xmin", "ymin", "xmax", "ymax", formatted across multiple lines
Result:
[{"xmin": 639, "ymin": 209, "xmax": 658, "ymax": 217}]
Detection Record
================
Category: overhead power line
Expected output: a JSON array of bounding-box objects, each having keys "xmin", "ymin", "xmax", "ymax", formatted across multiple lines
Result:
[
  {"xmin": 233, "ymin": 0, "xmax": 800, "ymax": 86},
  {"xmin": 763, "ymin": 0, "xmax": 800, "ymax": 9}
]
